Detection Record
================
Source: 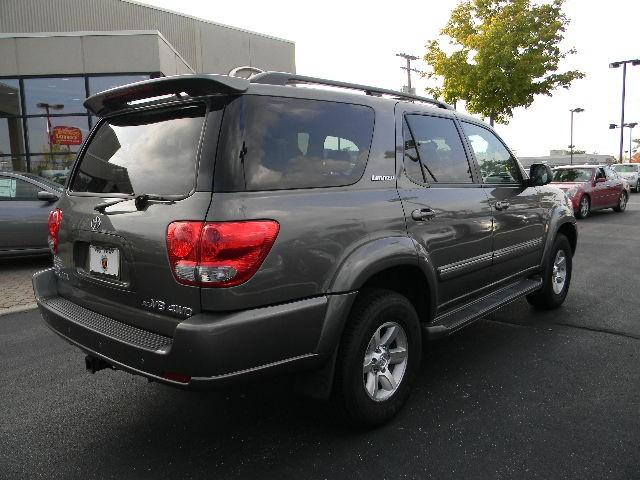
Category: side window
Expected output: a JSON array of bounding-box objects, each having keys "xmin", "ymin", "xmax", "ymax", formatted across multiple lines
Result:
[
  {"xmin": 462, "ymin": 122, "xmax": 521, "ymax": 184},
  {"xmin": 404, "ymin": 114, "xmax": 473, "ymax": 183},
  {"xmin": 0, "ymin": 177, "xmax": 39, "ymax": 200},
  {"xmin": 595, "ymin": 168, "xmax": 606, "ymax": 180},
  {"xmin": 218, "ymin": 96, "xmax": 375, "ymax": 191},
  {"xmin": 0, "ymin": 177, "xmax": 17, "ymax": 200}
]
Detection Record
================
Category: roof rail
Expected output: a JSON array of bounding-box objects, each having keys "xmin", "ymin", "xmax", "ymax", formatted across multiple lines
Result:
[
  {"xmin": 249, "ymin": 72, "xmax": 453, "ymax": 110},
  {"xmin": 228, "ymin": 65, "xmax": 265, "ymax": 78}
]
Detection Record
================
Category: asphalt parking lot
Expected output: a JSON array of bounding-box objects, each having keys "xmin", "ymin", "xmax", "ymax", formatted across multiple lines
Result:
[{"xmin": 1, "ymin": 201, "xmax": 639, "ymax": 480}]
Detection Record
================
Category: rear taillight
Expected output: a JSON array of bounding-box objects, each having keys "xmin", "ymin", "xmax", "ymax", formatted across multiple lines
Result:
[
  {"xmin": 47, "ymin": 208, "xmax": 63, "ymax": 254},
  {"xmin": 167, "ymin": 220, "xmax": 279, "ymax": 287}
]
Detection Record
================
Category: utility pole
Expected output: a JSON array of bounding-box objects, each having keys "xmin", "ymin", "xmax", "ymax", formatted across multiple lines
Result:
[{"xmin": 395, "ymin": 53, "xmax": 423, "ymax": 94}]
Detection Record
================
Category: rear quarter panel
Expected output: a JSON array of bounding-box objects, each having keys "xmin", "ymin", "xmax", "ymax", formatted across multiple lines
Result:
[{"xmin": 201, "ymin": 100, "xmax": 409, "ymax": 312}]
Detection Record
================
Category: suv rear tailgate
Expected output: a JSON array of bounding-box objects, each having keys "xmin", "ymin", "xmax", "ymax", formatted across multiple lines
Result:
[{"xmin": 53, "ymin": 103, "xmax": 213, "ymax": 336}]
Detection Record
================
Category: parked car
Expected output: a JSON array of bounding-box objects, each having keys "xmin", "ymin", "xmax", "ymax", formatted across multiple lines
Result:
[
  {"xmin": 33, "ymin": 73, "xmax": 577, "ymax": 426},
  {"xmin": 0, "ymin": 171, "xmax": 62, "ymax": 258},
  {"xmin": 551, "ymin": 165, "xmax": 630, "ymax": 219},
  {"xmin": 611, "ymin": 163, "xmax": 640, "ymax": 192}
]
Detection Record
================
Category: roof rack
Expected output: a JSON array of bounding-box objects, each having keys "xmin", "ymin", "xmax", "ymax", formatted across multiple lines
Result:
[{"xmin": 249, "ymin": 72, "xmax": 453, "ymax": 110}]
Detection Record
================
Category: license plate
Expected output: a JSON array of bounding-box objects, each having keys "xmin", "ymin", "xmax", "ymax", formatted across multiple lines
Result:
[{"xmin": 89, "ymin": 246, "xmax": 120, "ymax": 278}]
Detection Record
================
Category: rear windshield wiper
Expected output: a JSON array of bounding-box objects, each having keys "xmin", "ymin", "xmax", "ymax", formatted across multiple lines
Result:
[
  {"xmin": 94, "ymin": 193, "xmax": 188, "ymax": 213},
  {"xmin": 94, "ymin": 196, "xmax": 134, "ymax": 213}
]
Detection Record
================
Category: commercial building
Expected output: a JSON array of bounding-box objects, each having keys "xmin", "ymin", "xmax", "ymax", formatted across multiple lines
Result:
[
  {"xmin": 518, "ymin": 151, "xmax": 615, "ymax": 168},
  {"xmin": 0, "ymin": 0, "xmax": 295, "ymax": 182}
]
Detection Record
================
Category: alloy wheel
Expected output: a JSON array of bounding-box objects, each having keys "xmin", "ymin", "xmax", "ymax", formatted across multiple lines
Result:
[
  {"xmin": 580, "ymin": 197, "xmax": 589, "ymax": 218},
  {"xmin": 362, "ymin": 322, "xmax": 408, "ymax": 402},
  {"xmin": 619, "ymin": 192, "xmax": 628, "ymax": 211},
  {"xmin": 552, "ymin": 250, "xmax": 567, "ymax": 295}
]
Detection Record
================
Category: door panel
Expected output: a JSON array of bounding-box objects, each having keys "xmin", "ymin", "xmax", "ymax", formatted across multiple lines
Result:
[
  {"xmin": 604, "ymin": 166, "xmax": 624, "ymax": 206},
  {"xmin": 398, "ymin": 112, "xmax": 493, "ymax": 308},
  {"xmin": 399, "ymin": 185, "xmax": 494, "ymax": 305},
  {"xmin": 460, "ymin": 122, "xmax": 545, "ymax": 282},
  {"xmin": 485, "ymin": 185, "xmax": 545, "ymax": 280},
  {"xmin": 591, "ymin": 168, "xmax": 609, "ymax": 208},
  {"xmin": 0, "ymin": 176, "xmax": 51, "ymax": 250}
]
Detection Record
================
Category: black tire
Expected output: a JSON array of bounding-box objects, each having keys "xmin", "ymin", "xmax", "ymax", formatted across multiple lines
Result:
[
  {"xmin": 575, "ymin": 195, "xmax": 590, "ymax": 219},
  {"xmin": 332, "ymin": 288, "xmax": 422, "ymax": 427},
  {"xmin": 526, "ymin": 234, "xmax": 572, "ymax": 310},
  {"xmin": 613, "ymin": 191, "xmax": 628, "ymax": 212}
]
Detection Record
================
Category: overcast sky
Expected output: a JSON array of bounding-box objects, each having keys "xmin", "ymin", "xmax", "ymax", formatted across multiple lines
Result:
[{"xmin": 140, "ymin": 0, "xmax": 640, "ymax": 158}]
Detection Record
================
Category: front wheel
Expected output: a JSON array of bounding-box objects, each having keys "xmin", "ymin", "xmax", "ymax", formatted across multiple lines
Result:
[
  {"xmin": 613, "ymin": 191, "xmax": 628, "ymax": 212},
  {"xmin": 332, "ymin": 288, "xmax": 422, "ymax": 427},
  {"xmin": 527, "ymin": 234, "xmax": 572, "ymax": 310}
]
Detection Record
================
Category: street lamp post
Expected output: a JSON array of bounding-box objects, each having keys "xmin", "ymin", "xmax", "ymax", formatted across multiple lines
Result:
[
  {"xmin": 609, "ymin": 122, "xmax": 638, "ymax": 162},
  {"xmin": 628, "ymin": 122, "xmax": 638, "ymax": 161},
  {"xmin": 610, "ymin": 59, "xmax": 640, "ymax": 162},
  {"xmin": 569, "ymin": 107, "xmax": 584, "ymax": 165}
]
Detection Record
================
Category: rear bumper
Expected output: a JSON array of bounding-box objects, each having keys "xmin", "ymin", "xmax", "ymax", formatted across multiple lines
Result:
[{"xmin": 33, "ymin": 269, "xmax": 356, "ymax": 388}]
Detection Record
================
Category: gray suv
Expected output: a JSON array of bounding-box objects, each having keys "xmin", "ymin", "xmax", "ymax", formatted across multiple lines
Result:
[{"xmin": 33, "ymin": 72, "xmax": 577, "ymax": 426}]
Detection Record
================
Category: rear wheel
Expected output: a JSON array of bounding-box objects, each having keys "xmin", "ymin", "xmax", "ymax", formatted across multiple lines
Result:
[
  {"xmin": 332, "ymin": 288, "xmax": 421, "ymax": 427},
  {"xmin": 613, "ymin": 191, "xmax": 628, "ymax": 212},
  {"xmin": 527, "ymin": 234, "xmax": 572, "ymax": 310},
  {"xmin": 576, "ymin": 195, "xmax": 590, "ymax": 219}
]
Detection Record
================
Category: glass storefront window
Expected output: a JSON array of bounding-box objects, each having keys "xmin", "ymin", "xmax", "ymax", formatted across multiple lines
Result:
[
  {"xmin": 0, "ymin": 117, "xmax": 25, "ymax": 156},
  {"xmin": 27, "ymin": 115, "xmax": 89, "ymax": 155},
  {"xmin": 0, "ymin": 155, "xmax": 27, "ymax": 172},
  {"xmin": 29, "ymin": 154, "xmax": 75, "ymax": 185},
  {"xmin": 0, "ymin": 79, "xmax": 21, "ymax": 116},
  {"xmin": 89, "ymin": 75, "xmax": 150, "ymax": 95},
  {"xmin": 24, "ymin": 77, "xmax": 86, "ymax": 115}
]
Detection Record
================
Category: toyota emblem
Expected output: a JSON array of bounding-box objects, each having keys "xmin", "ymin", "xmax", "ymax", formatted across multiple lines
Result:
[{"xmin": 90, "ymin": 216, "xmax": 102, "ymax": 231}]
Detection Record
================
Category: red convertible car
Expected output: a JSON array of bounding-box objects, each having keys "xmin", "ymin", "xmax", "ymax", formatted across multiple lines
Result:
[{"xmin": 551, "ymin": 165, "xmax": 630, "ymax": 219}]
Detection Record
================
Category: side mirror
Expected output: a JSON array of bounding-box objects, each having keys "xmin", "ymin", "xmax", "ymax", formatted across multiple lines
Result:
[
  {"xmin": 595, "ymin": 177, "xmax": 606, "ymax": 184},
  {"xmin": 528, "ymin": 163, "xmax": 552, "ymax": 186},
  {"xmin": 37, "ymin": 190, "xmax": 59, "ymax": 202}
]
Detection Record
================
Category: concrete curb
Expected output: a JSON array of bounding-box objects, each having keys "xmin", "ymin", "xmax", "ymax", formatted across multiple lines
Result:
[{"xmin": 0, "ymin": 303, "xmax": 37, "ymax": 317}]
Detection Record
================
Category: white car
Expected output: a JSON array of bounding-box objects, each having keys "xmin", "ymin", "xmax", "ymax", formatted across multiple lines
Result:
[{"xmin": 611, "ymin": 163, "xmax": 640, "ymax": 192}]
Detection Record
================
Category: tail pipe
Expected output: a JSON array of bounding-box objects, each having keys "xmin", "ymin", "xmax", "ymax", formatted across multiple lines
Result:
[{"xmin": 85, "ymin": 355, "xmax": 113, "ymax": 374}]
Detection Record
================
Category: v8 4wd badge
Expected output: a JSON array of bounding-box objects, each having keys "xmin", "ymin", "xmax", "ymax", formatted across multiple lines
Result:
[{"xmin": 141, "ymin": 298, "xmax": 193, "ymax": 318}]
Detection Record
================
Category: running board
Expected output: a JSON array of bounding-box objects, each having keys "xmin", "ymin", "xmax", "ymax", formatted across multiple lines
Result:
[{"xmin": 425, "ymin": 277, "xmax": 543, "ymax": 339}]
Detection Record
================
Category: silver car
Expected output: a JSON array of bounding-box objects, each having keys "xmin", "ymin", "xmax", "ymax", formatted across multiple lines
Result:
[
  {"xmin": 611, "ymin": 163, "xmax": 640, "ymax": 192},
  {"xmin": 0, "ymin": 171, "xmax": 62, "ymax": 257}
]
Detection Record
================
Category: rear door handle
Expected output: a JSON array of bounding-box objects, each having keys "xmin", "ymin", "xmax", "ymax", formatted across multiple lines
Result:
[
  {"xmin": 494, "ymin": 201, "xmax": 510, "ymax": 211},
  {"xmin": 411, "ymin": 208, "xmax": 436, "ymax": 221}
]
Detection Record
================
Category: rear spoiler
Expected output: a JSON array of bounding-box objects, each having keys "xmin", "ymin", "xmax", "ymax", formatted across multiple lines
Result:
[{"xmin": 84, "ymin": 74, "xmax": 249, "ymax": 116}]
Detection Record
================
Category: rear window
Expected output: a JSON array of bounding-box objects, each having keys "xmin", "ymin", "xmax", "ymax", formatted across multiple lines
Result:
[
  {"xmin": 218, "ymin": 96, "xmax": 374, "ymax": 190},
  {"xmin": 70, "ymin": 104, "xmax": 206, "ymax": 195}
]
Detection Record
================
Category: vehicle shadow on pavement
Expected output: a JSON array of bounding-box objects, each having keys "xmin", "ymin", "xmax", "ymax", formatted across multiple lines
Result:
[{"xmin": 31, "ymin": 316, "xmax": 637, "ymax": 480}]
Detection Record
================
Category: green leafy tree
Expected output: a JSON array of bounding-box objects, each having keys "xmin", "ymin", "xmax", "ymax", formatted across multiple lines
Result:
[{"xmin": 424, "ymin": 0, "xmax": 584, "ymax": 125}]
